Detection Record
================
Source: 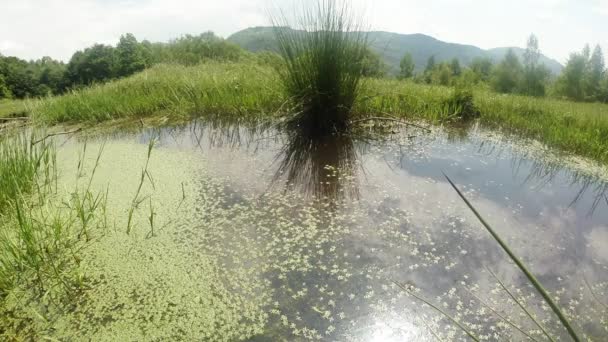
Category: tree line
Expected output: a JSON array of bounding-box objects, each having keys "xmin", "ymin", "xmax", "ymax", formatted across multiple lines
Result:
[
  {"xmin": 398, "ymin": 34, "xmax": 608, "ymax": 103},
  {"xmin": 0, "ymin": 32, "xmax": 243, "ymax": 100},
  {"xmin": 2, "ymin": 32, "xmax": 606, "ymax": 104}
]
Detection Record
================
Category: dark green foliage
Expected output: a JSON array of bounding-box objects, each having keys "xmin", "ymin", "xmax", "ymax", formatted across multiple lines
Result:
[
  {"xmin": 272, "ymin": 0, "xmax": 369, "ymax": 136},
  {"xmin": 0, "ymin": 31, "xmax": 247, "ymax": 99},
  {"xmin": 430, "ymin": 63, "xmax": 453, "ymax": 86},
  {"xmin": 491, "ymin": 49, "xmax": 523, "ymax": 93},
  {"xmin": 521, "ymin": 34, "xmax": 549, "ymax": 97},
  {"xmin": 469, "ymin": 57, "xmax": 493, "ymax": 81},
  {"xmin": 0, "ymin": 74, "xmax": 9, "ymax": 98},
  {"xmin": 450, "ymin": 58, "xmax": 461, "ymax": 76},
  {"xmin": 66, "ymin": 44, "xmax": 116, "ymax": 86},
  {"xmin": 585, "ymin": 45, "xmax": 605, "ymax": 100},
  {"xmin": 360, "ymin": 48, "xmax": 387, "ymax": 78},
  {"xmin": 555, "ymin": 44, "xmax": 607, "ymax": 102},
  {"xmin": 116, "ymin": 33, "xmax": 148, "ymax": 77},
  {"xmin": 35, "ymin": 57, "xmax": 69, "ymax": 95},
  {"xmin": 600, "ymin": 74, "xmax": 608, "ymax": 102},
  {"xmin": 556, "ymin": 51, "xmax": 589, "ymax": 101},
  {"xmin": 0, "ymin": 55, "xmax": 67, "ymax": 99},
  {"xmin": 399, "ymin": 53, "xmax": 415, "ymax": 79},
  {"xmin": 0, "ymin": 56, "xmax": 42, "ymax": 98}
]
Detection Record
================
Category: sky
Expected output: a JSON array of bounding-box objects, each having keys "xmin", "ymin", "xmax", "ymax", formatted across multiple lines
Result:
[{"xmin": 0, "ymin": 0, "xmax": 606, "ymax": 64}]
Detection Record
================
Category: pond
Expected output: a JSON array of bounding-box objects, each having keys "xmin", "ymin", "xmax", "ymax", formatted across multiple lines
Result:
[{"xmin": 49, "ymin": 120, "xmax": 607, "ymax": 341}]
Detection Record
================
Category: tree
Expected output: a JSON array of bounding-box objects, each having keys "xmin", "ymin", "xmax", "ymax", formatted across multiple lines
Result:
[
  {"xmin": 0, "ymin": 74, "xmax": 11, "ymax": 99},
  {"xmin": 491, "ymin": 49, "xmax": 523, "ymax": 93},
  {"xmin": 521, "ymin": 34, "xmax": 549, "ymax": 96},
  {"xmin": 585, "ymin": 45, "xmax": 605, "ymax": 100},
  {"xmin": 35, "ymin": 56, "xmax": 68, "ymax": 95},
  {"xmin": 66, "ymin": 44, "xmax": 116, "ymax": 86},
  {"xmin": 582, "ymin": 44, "xmax": 591, "ymax": 60},
  {"xmin": 556, "ymin": 51, "xmax": 588, "ymax": 101},
  {"xmin": 116, "ymin": 33, "xmax": 147, "ymax": 77},
  {"xmin": 399, "ymin": 53, "xmax": 415, "ymax": 79},
  {"xmin": 469, "ymin": 57, "xmax": 493, "ymax": 82},
  {"xmin": 600, "ymin": 74, "xmax": 608, "ymax": 103},
  {"xmin": 0, "ymin": 56, "xmax": 39, "ymax": 98},
  {"xmin": 150, "ymin": 32, "xmax": 243, "ymax": 66},
  {"xmin": 523, "ymin": 34, "xmax": 541, "ymax": 70},
  {"xmin": 360, "ymin": 48, "xmax": 387, "ymax": 78},
  {"xmin": 424, "ymin": 55, "xmax": 436, "ymax": 73},
  {"xmin": 422, "ymin": 55, "xmax": 437, "ymax": 83},
  {"xmin": 431, "ymin": 63, "xmax": 453, "ymax": 86},
  {"xmin": 450, "ymin": 58, "xmax": 461, "ymax": 76}
]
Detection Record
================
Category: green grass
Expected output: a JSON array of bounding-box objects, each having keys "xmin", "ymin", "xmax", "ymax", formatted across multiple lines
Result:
[
  {"xmin": 0, "ymin": 132, "xmax": 56, "ymax": 294},
  {"xmin": 0, "ymin": 131, "xmax": 106, "ymax": 305},
  {"xmin": 32, "ymin": 62, "xmax": 283, "ymax": 124},
  {"xmin": 29, "ymin": 61, "xmax": 608, "ymax": 165},
  {"xmin": 0, "ymin": 100, "xmax": 29, "ymax": 118},
  {"xmin": 271, "ymin": 0, "xmax": 368, "ymax": 136},
  {"xmin": 0, "ymin": 133, "xmax": 53, "ymax": 215}
]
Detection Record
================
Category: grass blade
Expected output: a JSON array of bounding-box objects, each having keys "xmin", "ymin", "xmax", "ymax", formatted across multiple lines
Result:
[
  {"xmin": 443, "ymin": 171, "xmax": 581, "ymax": 341},
  {"xmin": 392, "ymin": 280, "xmax": 480, "ymax": 341},
  {"xmin": 487, "ymin": 268, "xmax": 554, "ymax": 341}
]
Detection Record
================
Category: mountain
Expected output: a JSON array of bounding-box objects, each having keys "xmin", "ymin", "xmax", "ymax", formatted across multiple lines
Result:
[{"xmin": 228, "ymin": 27, "xmax": 563, "ymax": 75}]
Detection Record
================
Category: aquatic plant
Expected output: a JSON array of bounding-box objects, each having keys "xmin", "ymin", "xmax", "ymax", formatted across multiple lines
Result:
[
  {"xmin": 0, "ymin": 134, "xmax": 112, "ymax": 341},
  {"xmin": 443, "ymin": 173, "xmax": 582, "ymax": 341},
  {"xmin": 127, "ymin": 137, "xmax": 156, "ymax": 235},
  {"xmin": 271, "ymin": 0, "xmax": 369, "ymax": 136},
  {"xmin": 444, "ymin": 88, "xmax": 480, "ymax": 121},
  {"xmin": 0, "ymin": 133, "xmax": 53, "ymax": 214}
]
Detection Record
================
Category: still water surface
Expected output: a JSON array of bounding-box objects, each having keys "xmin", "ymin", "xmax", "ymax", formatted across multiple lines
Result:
[{"xmin": 60, "ymin": 121, "xmax": 608, "ymax": 341}]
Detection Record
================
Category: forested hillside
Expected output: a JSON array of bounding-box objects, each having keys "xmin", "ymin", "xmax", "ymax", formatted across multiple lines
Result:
[{"xmin": 227, "ymin": 27, "xmax": 563, "ymax": 74}]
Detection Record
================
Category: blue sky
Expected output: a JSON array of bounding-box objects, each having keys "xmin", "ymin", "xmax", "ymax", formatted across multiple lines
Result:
[{"xmin": 0, "ymin": 0, "xmax": 606, "ymax": 64}]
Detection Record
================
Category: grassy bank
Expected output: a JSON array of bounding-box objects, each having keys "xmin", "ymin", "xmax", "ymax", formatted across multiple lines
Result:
[
  {"xmin": 30, "ymin": 61, "xmax": 608, "ymax": 164},
  {"xmin": 0, "ymin": 100, "xmax": 29, "ymax": 118},
  {"xmin": 32, "ymin": 62, "xmax": 283, "ymax": 124}
]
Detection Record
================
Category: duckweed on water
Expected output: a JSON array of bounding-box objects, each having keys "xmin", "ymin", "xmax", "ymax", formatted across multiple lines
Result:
[
  {"xmin": 2, "ymin": 123, "xmax": 607, "ymax": 340},
  {"xmin": 1, "ymin": 139, "xmax": 267, "ymax": 340},
  {"xmin": 53, "ymin": 141, "xmax": 268, "ymax": 340}
]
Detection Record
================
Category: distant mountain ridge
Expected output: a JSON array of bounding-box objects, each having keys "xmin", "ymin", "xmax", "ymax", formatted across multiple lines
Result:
[{"xmin": 228, "ymin": 27, "xmax": 563, "ymax": 75}]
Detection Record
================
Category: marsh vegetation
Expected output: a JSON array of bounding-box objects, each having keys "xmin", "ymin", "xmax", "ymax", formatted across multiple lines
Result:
[{"xmin": 1, "ymin": 0, "xmax": 607, "ymax": 340}]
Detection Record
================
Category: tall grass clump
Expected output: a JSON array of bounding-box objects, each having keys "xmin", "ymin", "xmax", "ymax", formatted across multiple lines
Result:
[
  {"xmin": 0, "ymin": 133, "xmax": 54, "ymax": 214},
  {"xmin": 0, "ymin": 132, "xmax": 56, "ymax": 294},
  {"xmin": 272, "ymin": 0, "xmax": 369, "ymax": 136},
  {"xmin": 0, "ymin": 132, "xmax": 106, "ymax": 302}
]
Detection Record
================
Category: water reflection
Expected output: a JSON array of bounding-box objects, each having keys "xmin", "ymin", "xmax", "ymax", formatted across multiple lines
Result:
[
  {"xmin": 127, "ymin": 119, "xmax": 608, "ymax": 217},
  {"xmin": 71, "ymin": 120, "xmax": 608, "ymax": 340},
  {"xmin": 274, "ymin": 132, "xmax": 359, "ymax": 201}
]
